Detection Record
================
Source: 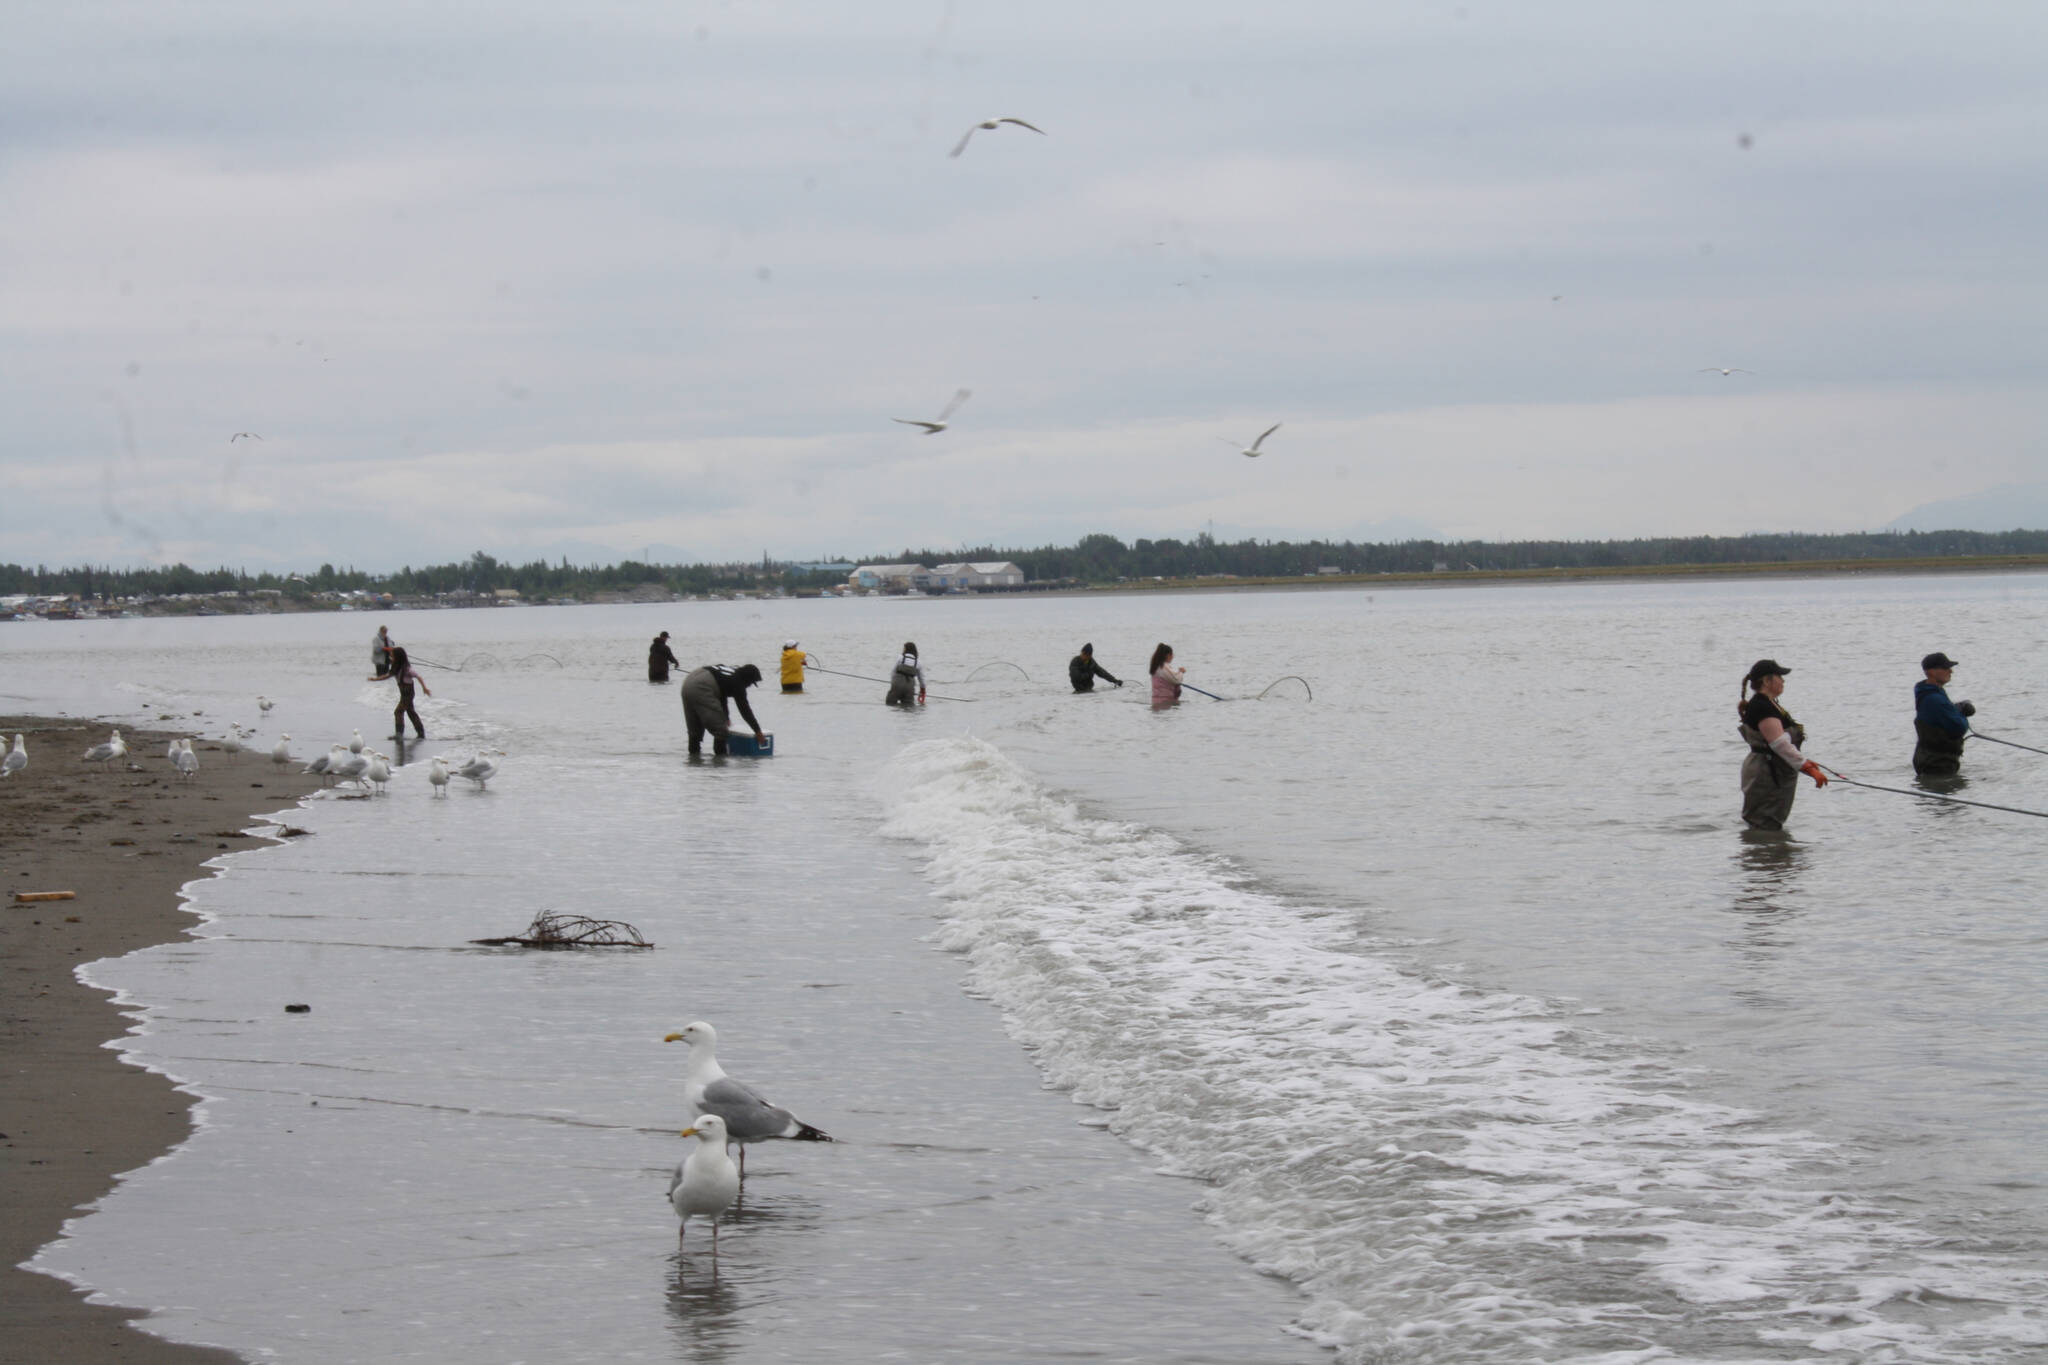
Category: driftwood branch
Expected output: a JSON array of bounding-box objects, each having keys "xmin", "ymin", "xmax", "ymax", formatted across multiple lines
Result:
[{"xmin": 472, "ymin": 909, "xmax": 654, "ymax": 949}]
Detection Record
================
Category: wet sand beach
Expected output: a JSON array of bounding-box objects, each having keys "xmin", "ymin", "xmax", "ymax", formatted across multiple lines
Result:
[{"xmin": 0, "ymin": 717, "xmax": 322, "ymax": 1365}]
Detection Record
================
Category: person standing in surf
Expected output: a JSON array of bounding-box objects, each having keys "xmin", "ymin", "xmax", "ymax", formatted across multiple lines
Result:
[
  {"xmin": 885, "ymin": 643, "xmax": 926, "ymax": 707},
  {"xmin": 385, "ymin": 646, "xmax": 430, "ymax": 741},
  {"xmin": 1069, "ymin": 643, "xmax": 1123, "ymax": 693},
  {"xmin": 371, "ymin": 625, "xmax": 396, "ymax": 679},
  {"xmin": 1737, "ymin": 659, "xmax": 1828, "ymax": 830},
  {"xmin": 1911, "ymin": 651, "xmax": 1974, "ymax": 776},
  {"xmin": 1149, "ymin": 643, "xmax": 1184, "ymax": 710},
  {"xmin": 781, "ymin": 640, "xmax": 808, "ymax": 693},
  {"xmin": 648, "ymin": 631, "xmax": 680, "ymax": 684}
]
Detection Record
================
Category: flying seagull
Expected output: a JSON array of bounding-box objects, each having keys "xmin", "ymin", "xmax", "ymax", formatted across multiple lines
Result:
[
  {"xmin": 1218, "ymin": 422, "xmax": 1283, "ymax": 458},
  {"xmin": 893, "ymin": 388, "xmax": 971, "ymax": 435},
  {"xmin": 1698, "ymin": 367, "xmax": 1752, "ymax": 376},
  {"xmin": 230, "ymin": 432, "xmax": 262, "ymax": 442},
  {"xmin": 950, "ymin": 117, "xmax": 1045, "ymax": 158}
]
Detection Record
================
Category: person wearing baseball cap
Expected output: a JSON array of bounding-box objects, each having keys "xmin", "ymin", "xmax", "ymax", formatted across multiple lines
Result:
[
  {"xmin": 1912, "ymin": 651, "xmax": 1974, "ymax": 776},
  {"xmin": 1736, "ymin": 659, "xmax": 1829, "ymax": 830},
  {"xmin": 780, "ymin": 639, "xmax": 809, "ymax": 693}
]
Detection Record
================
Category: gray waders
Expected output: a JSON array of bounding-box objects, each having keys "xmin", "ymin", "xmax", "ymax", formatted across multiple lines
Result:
[
  {"xmin": 1738, "ymin": 721, "xmax": 1804, "ymax": 830},
  {"xmin": 680, "ymin": 667, "xmax": 732, "ymax": 755}
]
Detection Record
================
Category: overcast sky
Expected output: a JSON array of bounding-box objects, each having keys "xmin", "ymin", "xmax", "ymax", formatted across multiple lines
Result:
[{"xmin": 5, "ymin": 0, "xmax": 2046, "ymax": 571}]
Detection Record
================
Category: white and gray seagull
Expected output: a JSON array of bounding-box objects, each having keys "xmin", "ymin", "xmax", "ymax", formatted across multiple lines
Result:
[
  {"xmin": 949, "ymin": 116, "xmax": 1045, "ymax": 158},
  {"xmin": 82, "ymin": 729, "xmax": 127, "ymax": 773},
  {"xmin": 893, "ymin": 388, "xmax": 971, "ymax": 435},
  {"xmin": 3, "ymin": 734, "xmax": 27, "ymax": 779},
  {"xmin": 1698, "ymin": 367, "xmax": 1752, "ymax": 376},
  {"xmin": 1219, "ymin": 422, "xmax": 1283, "ymax": 458},
  {"xmin": 664, "ymin": 1020, "xmax": 831, "ymax": 1179},
  {"xmin": 668, "ymin": 1114, "xmax": 742, "ymax": 1254}
]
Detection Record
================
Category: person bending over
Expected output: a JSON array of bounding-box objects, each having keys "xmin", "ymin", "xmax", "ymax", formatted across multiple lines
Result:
[
  {"xmin": 681, "ymin": 663, "xmax": 766, "ymax": 756},
  {"xmin": 1069, "ymin": 643, "xmax": 1122, "ymax": 693}
]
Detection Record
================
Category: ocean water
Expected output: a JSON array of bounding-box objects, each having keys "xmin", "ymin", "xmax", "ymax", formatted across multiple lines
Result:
[{"xmin": 7, "ymin": 575, "xmax": 2046, "ymax": 1363}]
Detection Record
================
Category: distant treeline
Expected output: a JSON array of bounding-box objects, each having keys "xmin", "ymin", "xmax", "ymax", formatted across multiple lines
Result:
[
  {"xmin": 6, "ymin": 530, "xmax": 2048, "ymax": 600},
  {"xmin": 879, "ymin": 529, "xmax": 2048, "ymax": 582}
]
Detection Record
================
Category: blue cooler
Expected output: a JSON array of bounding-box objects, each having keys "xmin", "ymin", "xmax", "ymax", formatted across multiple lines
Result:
[{"xmin": 726, "ymin": 732, "xmax": 774, "ymax": 757}]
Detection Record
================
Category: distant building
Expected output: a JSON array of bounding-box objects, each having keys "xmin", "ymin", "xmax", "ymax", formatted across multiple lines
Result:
[
  {"xmin": 849, "ymin": 563, "xmax": 933, "ymax": 591},
  {"xmin": 930, "ymin": 561, "xmax": 1026, "ymax": 590}
]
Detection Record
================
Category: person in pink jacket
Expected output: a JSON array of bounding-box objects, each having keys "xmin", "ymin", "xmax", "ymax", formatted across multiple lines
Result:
[{"xmin": 1148, "ymin": 643, "xmax": 1184, "ymax": 709}]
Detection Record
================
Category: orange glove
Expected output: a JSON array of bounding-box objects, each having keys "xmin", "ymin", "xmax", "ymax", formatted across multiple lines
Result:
[{"xmin": 1800, "ymin": 761, "xmax": 1829, "ymax": 788}]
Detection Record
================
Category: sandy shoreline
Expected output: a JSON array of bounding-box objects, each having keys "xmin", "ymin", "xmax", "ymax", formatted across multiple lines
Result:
[{"xmin": 0, "ymin": 716, "xmax": 323, "ymax": 1365}]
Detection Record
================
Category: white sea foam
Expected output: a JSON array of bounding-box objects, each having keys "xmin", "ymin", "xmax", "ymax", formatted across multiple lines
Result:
[{"xmin": 879, "ymin": 735, "xmax": 2048, "ymax": 1364}]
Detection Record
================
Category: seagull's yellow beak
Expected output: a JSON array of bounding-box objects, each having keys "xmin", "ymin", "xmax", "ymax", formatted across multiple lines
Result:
[
  {"xmin": 663, "ymin": 1032, "xmax": 684, "ymax": 1043},
  {"xmin": 680, "ymin": 1127, "xmax": 698, "ymax": 1139}
]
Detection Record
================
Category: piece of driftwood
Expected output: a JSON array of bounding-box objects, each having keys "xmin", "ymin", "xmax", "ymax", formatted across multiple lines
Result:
[
  {"xmin": 16, "ymin": 891, "xmax": 78, "ymax": 903},
  {"xmin": 471, "ymin": 910, "xmax": 654, "ymax": 950}
]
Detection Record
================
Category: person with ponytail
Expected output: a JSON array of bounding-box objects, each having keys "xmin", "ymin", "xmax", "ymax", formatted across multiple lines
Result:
[
  {"xmin": 1737, "ymin": 659, "xmax": 1828, "ymax": 830},
  {"xmin": 1148, "ymin": 643, "xmax": 1184, "ymax": 710}
]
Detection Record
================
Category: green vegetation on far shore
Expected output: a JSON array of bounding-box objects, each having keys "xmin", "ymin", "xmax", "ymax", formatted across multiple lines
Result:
[{"xmin": 5, "ymin": 530, "xmax": 2048, "ymax": 605}]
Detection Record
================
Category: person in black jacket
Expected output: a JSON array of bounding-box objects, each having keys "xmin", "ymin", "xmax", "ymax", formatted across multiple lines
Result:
[
  {"xmin": 648, "ymin": 631, "xmax": 680, "ymax": 683},
  {"xmin": 680, "ymin": 663, "xmax": 766, "ymax": 756},
  {"xmin": 1068, "ymin": 643, "xmax": 1122, "ymax": 693}
]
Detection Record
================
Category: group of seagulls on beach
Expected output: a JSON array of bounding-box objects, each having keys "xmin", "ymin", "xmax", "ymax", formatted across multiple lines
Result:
[
  {"xmin": 662, "ymin": 1021, "xmax": 831, "ymax": 1254},
  {"xmin": 21, "ymin": 709, "xmax": 500, "ymax": 798}
]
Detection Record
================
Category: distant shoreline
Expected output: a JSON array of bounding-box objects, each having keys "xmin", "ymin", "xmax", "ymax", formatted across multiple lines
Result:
[
  {"xmin": 1076, "ymin": 553, "xmax": 2048, "ymax": 596},
  {"xmin": 9, "ymin": 553, "xmax": 2048, "ymax": 618}
]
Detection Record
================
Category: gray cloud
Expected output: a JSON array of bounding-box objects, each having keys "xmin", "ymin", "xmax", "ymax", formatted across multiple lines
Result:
[{"xmin": 4, "ymin": 0, "xmax": 2045, "ymax": 570}]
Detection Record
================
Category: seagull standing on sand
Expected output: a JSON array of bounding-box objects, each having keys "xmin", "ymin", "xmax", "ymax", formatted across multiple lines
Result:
[
  {"xmin": 668, "ymin": 1114, "xmax": 742, "ymax": 1252},
  {"xmin": 364, "ymin": 751, "xmax": 391, "ymax": 794},
  {"xmin": 82, "ymin": 730, "xmax": 127, "ymax": 773},
  {"xmin": 258, "ymin": 696, "xmax": 275, "ymax": 713},
  {"xmin": 664, "ymin": 1021, "xmax": 831, "ymax": 1179},
  {"xmin": 174, "ymin": 739, "xmax": 199, "ymax": 782},
  {"xmin": 349, "ymin": 728, "xmax": 366, "ymax": 755},
  {"xmin": 1219, "ymin": 422, "xmax": 1282, "ymax": 458},
  {"xmin": 3, "ymin": 734, "xmax": 26, "ymax": 779},
  {"xmin": 893, "ymin": 388, "xmax": 971, "ymax": 435},
  {"xmin": 950, "ymin": 116, "xmax": 1045, "ymax": 158},
  {"xmin": 428, "ymin": 756, "xmax": 450, "ymax": 796},
  {"xmin": 271, "ymin": 734, "xmax": 292, "ymax": 767}
]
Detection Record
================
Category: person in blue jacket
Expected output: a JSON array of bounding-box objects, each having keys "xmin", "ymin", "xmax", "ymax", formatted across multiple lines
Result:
[{"xmin": 1912, "ymin": 651, "xmax": 1974, "ymax": 776}]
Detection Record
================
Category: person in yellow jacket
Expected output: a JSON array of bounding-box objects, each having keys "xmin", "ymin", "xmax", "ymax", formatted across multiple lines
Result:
[{"xmin": 780, "ymin": 639, "xmax": 809, "ymax": 693}]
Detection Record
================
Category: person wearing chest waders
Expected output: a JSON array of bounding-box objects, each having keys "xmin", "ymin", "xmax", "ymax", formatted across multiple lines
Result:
[
  {"xmin": 1149, "ymin": 643, "xmax": 1185, "ymax": 710},
  {"xmin": 1737, "ymin": 659, "xmax": 1829, "ymax": 830},
  {"xmin": 1911, "ymin": 651, "xmax": 1975, "ymax": 776},
  {"xmin": 680, "ymin": 663, "xmax": 766, "ymax": 756},
  {"xmin": 886, "ymin": 643, "xmax": 926, "ymax": 706},
  {"xmin": 648, "ymin": 631, "xmax": 680, "ymax": 683}
]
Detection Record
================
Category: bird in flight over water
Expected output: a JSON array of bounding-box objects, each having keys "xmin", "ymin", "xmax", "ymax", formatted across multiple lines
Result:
[
  {"xmin": 950, "ymin": 117, "xmax": 1045, "ymax": 158},
  {"xmin": 893, "ymin": 389, "xmax": 972, "ymax": 435},
  {"xmin": 1219, "ymin": 422, "xmax": 1283, "ymax": 458},
  {"xmin": 230, "ymin": 431, "xmax": 263, "ymax": 441},
  {"xmin": 1697, "ymin": 367, "xmax": 1752, "ymax": 376}
]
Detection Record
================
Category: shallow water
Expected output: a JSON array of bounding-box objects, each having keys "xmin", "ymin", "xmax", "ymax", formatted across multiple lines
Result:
[{"xmin": 8, "ymin": 575, "xmax": 2046, "ymax": 1363}]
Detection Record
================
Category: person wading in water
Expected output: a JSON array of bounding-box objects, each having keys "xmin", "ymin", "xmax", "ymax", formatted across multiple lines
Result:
[{"xmin": 1737, "ymin": 658, "xmax": 1828, "ymax": 830}]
